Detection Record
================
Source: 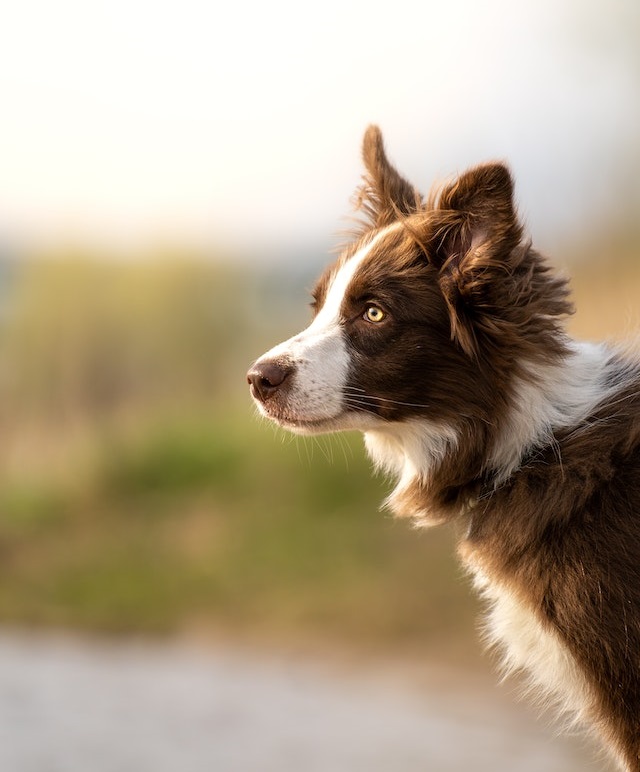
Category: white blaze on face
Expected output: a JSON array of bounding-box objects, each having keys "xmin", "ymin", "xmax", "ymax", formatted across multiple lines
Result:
[{"xmin": 254, "ymin": 228, "xmax": 391, "ymax": 426}]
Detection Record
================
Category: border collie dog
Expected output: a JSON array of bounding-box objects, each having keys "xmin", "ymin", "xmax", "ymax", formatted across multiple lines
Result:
[{"xmin": 247, "ymin": 126, "xmax": 640, "ymax": 770}]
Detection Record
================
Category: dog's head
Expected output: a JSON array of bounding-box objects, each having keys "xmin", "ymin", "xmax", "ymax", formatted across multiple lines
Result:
[{"xmin": 247, "ymin": 127, "xmax": 571, "ymax": 462}]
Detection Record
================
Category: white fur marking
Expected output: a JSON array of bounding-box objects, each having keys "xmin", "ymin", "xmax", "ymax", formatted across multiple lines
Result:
[
  {"xmin": 467, "ymin": 561, "xmax": 592, "ymax": 728},
  {"xmin": 365, "ymin": 420, "xmax": 458, "ymax": 481},
  {"xmin": 489, "ymin": 341, "xmax": 616, "ymax": 482},
  {"xmin": 364, "ymin": 419, "xmax": 459, "ymax": 521}
]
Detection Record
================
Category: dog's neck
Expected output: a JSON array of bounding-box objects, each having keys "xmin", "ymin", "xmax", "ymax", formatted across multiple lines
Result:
[{"xmin": 364, "ymin": 340, "xmax": 615, "ymax": 526}]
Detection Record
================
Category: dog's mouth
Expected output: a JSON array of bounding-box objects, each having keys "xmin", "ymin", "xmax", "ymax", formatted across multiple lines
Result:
[{"xmin": 247, "ymin": 364, "xmax": 343, "ymax": 432}]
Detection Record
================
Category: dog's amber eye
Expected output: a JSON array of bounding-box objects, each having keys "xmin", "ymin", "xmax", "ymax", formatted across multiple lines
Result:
[{"xmin": 364, "ymin": 305, "xmax": 385, "ymax": 323}]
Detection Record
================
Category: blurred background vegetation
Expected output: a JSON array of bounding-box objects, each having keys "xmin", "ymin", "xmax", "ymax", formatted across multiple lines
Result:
[{"xmin": 0, "ymin": 234, "xmax": 637, "ymax": 661}]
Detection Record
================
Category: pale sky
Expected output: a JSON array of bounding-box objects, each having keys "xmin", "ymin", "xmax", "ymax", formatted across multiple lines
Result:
[{"xmin": 0, "ymin": 0, "xmax": 638, "ymax": 258}]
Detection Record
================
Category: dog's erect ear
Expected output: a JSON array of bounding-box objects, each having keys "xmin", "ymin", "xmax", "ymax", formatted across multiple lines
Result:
[
  {"xmin": 355, "ymin": 125, "xmax": 422, "ymax": 229},
  {"xmin": 426, "ymin": 163, "xmax": 524, "ymax": 358},
  {"xmin": 428, "ymin": 162, "xmax": 520, "ymax": 271}
]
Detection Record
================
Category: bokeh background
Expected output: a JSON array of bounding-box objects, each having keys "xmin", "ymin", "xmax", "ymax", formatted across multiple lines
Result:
[{"xmin": 0, "ymin": 0, "xmax": 638, "ymax": 770}]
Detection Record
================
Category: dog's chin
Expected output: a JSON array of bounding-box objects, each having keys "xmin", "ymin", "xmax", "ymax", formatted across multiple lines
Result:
[
  {"xmin": 276, "ymin": 416, "xmax": 344, "ymax": 435},
  {"xmin": 256, "ymin": 404, "xmax": 376, "ymax": 435}
]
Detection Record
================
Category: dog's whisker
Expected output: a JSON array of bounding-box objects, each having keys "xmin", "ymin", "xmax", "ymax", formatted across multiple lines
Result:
[
  {"xmin": 343, "ymin": 401, "xmax": 378, "ymax": 415},
  {"xmin": 344, "ymin": 391, "xmax": 431, "ymax": 409}
]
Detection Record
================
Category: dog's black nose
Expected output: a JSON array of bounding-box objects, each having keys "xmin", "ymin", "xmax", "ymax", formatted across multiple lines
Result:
[{"xmin": 247, "ymin": 360, "xmax": 291, "ymax": 402}]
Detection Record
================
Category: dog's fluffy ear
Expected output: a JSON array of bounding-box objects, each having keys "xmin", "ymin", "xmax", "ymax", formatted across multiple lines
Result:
[
  {"xmin": 425, "ymin": 163, "xmax": 524, "ymax": 358},
  {"xmin": 428, "ymin": 162, "xmax": 521, "ymax": 272},
  {"xmin": 355, "ymin": 125, "xmax": 422, "ymax": 228}
]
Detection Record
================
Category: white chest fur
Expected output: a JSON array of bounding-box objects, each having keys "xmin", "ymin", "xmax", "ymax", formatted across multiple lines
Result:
[{"xmin": 465, "ymin": 560, "xmax": 592, "ymax": 728}]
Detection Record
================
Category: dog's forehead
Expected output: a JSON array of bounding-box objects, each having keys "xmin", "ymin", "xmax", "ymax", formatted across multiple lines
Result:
[{"xmin": 313, "ymin": 224, "xmax": 411, "ymax": 312}]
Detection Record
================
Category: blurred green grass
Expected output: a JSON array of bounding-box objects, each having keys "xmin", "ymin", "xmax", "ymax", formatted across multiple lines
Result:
[
  {"xmin": 0, "ymin": 409, "xmax": 475, "ymax": 649},
  {"xmin": 0, "ymin": 244, "xmax": 637, "ymax": 655}
]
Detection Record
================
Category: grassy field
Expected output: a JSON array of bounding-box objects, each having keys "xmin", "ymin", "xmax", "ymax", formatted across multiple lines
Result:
[
  {"xmin": 0, "ymin": 243, "xmax": 637, "ymax": 656},
  {"xmin": 0, "ymin": 408, "xmax": 475, "ymax": 650}
]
